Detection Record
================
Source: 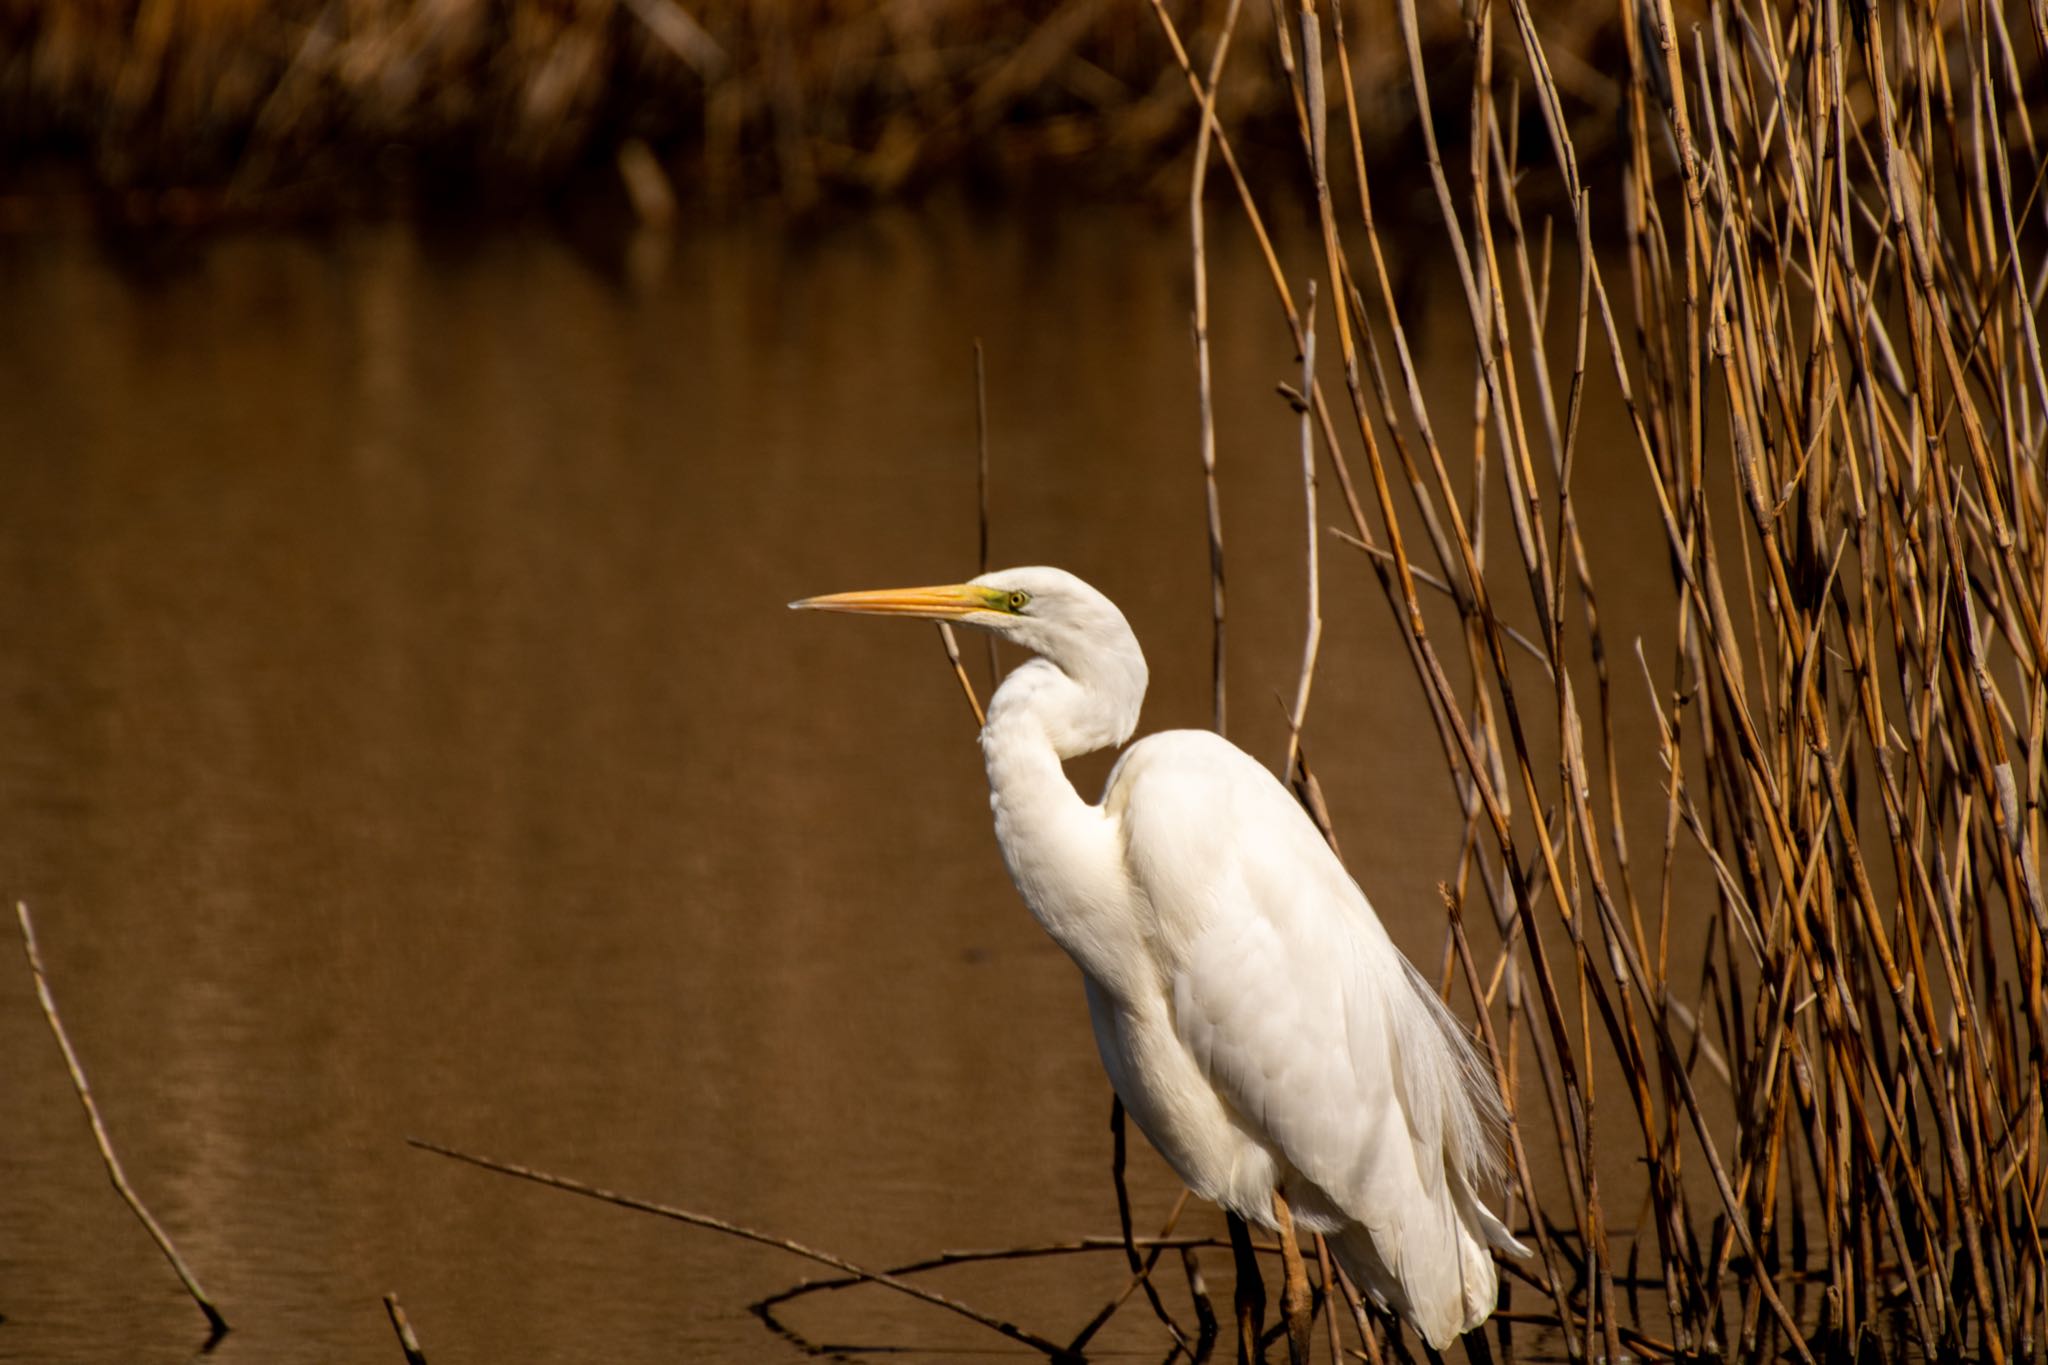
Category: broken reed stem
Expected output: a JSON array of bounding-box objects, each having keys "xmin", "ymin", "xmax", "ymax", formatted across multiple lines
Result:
[
  {"xmin": 974, "ymin": 337, "xmax": 998, "ymax": 690},
  {"xmin": 405, "ymin": 1137, "xmax": 1076, "ymax": 1359},
  {"xmin": 383, "ymin": 1292, "xmax": 429, "ymax": 1365},
  {"xmin": 1188, "ymin": 0, "xmax": 1241, "ymax": 738},
  {"xmin": 933, "ymin": 624, "xmax": 987, "ymax": 728},
  {"xmin": 15, "ymin": 902, "xmax": 229, "ymax": 1341},
  {"xmin": 935, "ymin": 343, "xmax": 997, "ymax": 731},
  {"xmin": 1284, "ymin": 277, "xmax": 1323, "ymax": 784}
]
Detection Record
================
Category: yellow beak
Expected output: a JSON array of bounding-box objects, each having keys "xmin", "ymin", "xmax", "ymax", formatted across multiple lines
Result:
[{"xmin": 789, "ymin": 583, "xmax": 997, "ymax": 620}]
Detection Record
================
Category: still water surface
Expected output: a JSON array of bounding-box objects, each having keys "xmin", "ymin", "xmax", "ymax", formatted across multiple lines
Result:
[{"xmin": 0, "ymin": 203, "xmax": 1667, "ymax": 1363}]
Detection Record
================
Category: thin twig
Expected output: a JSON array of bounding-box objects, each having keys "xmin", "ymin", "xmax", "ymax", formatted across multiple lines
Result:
[
  {"xmin": 933, "ymin": 624, "xmax": 986, "ymax": 727},
  {"xmin": 1284, "ymin": 278, "xmax": 1323, "ymax": 783},
  {"xmin": 974, "ymin": 337, "xmax": 998, "ymax": 690},
  {"xmin": 383, "ymin": 1292, "xmax": 429, "ymax": 1365},
  {"xmin": 1063, "ymin": 1097, "xmax": 1189, "ymax": 1353},
  {"xmin": 1326, "ymin": 527, "xmax": 1552, "ymax": 671},
  {"xmin": 759, "ymin": 1230, "xmax": 1286, "ymax": 1307},
  {"xmin": 16, "ymin": 902, "xmax": 229, "ymax": 1341},
  {"xmin": 1188, "ymin": 0, "xmax": 1242, "ymax": 736},
  {"xmin": 405, "ymin": 1136, "xmax": 1075, "ymax": 1360}
]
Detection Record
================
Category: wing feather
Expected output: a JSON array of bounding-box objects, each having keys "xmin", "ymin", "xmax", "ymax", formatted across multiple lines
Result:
[{"xmin": 1109, "ymin": 730, "xmax": 1518, "ymax": 1347}]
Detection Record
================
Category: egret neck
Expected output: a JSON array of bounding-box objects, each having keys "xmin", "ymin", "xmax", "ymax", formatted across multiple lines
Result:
[{"xmin": 979, "ymin": 646, "xmax": 1146, "ymax": 997}]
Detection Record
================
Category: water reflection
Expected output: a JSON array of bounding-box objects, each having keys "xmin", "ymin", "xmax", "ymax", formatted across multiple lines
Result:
[{"xmin": 0, "ymin": 204, "xmax": 1668, "ymax": 1363}]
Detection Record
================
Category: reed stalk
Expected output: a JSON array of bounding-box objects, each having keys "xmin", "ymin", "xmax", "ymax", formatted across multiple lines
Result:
[{"xmin": 1166, "ymin": 0, "xmax": 2048, "ymax": 1357}]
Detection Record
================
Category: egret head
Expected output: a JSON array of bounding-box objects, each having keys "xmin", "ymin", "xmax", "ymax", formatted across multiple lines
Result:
[{"xmin": 791, "ymin": 565, "xmax": 1149, "ymax": 740}]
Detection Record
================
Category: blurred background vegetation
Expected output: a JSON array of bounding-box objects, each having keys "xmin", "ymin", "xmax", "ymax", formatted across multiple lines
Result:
[{"xmin": 0, "ymin": 0, "xmax": 1647, "ymax": 224}]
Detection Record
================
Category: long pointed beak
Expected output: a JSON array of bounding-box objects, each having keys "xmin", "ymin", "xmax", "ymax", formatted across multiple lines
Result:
[{"xmin": 789, "ymin": 583, "xmax": 994, "ymax": 620}]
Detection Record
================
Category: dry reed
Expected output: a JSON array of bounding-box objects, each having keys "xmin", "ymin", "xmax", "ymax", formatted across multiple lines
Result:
[{"xmin": 1167, "ymin": 0, "xmax": 2048, "ymax": 1359}]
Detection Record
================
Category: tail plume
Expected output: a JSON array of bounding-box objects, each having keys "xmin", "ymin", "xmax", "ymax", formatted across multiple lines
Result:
[{"xmin": 1330, "ymin": 958, "xmax": 1527, "ymax": 1350}]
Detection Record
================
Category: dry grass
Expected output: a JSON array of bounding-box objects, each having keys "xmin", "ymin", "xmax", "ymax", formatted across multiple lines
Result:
[{"xmin": 1172, "ymin": 0, "xmax": 2048, "ymax": 1358}]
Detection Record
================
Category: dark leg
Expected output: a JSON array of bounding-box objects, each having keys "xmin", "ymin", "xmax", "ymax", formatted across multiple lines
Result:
[
  {"xmin": 1226, "ymin": 1210, "xmax": 1266, "ymax": 1365},
  {"xmin": 1271, "ymin": 1190, "xmax": 1313, "ymax": 1365}
]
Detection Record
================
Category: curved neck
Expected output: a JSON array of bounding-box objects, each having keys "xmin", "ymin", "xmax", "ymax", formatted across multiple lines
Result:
[
  {"xmin": 978, "ymin": 660, "xmax": 1135, "ymax": 984},
  {"xmin": 984, "ymin": 657, "xmax": 1140, "ymax": 761}
]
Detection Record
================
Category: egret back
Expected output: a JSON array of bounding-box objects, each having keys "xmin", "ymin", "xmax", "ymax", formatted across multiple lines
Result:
[{"xmin": 1103, "ymin": 728, "xmax": 1519, "ymax": 1348}]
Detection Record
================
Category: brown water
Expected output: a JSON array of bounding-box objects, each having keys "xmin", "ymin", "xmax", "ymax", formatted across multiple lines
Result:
[{"xmin": 0, "ymin": 204, "xmax": 1675, "ymax": 1363}]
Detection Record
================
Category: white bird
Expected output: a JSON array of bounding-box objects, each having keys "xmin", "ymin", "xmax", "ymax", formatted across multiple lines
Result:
[{"xmin": 793, "ymin": 566, "xmax": 1526, "ymax": 1356}]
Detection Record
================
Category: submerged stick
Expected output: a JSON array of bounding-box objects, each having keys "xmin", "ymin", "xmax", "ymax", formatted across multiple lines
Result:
[
  {"xmin": 383, "ymin": 1292, "xmax": 429, "ymax": 1365},
  {"xmin": 16, "ymin": 902, "xmax": 229, "ymax": 1339},
  {"xmin": 405, "ymin": 1136, "xmax": 1075, "ymax": 1360}
]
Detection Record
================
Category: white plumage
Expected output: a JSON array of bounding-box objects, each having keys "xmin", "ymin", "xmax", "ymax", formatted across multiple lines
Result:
[{"xmin": 794, "ymin": 565, "xmax": 1526, "ymax": 1350}]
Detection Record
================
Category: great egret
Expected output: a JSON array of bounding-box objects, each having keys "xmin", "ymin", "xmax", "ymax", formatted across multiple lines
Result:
[{"xmin": 793, "ymin": 566, "xmax": 1526, "ymax": 1357}]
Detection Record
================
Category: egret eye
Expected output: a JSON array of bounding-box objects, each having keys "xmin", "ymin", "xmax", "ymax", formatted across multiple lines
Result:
[{"xmin": 1009, "ymin": 590, "xmax": 1031, "ymax": 612}]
